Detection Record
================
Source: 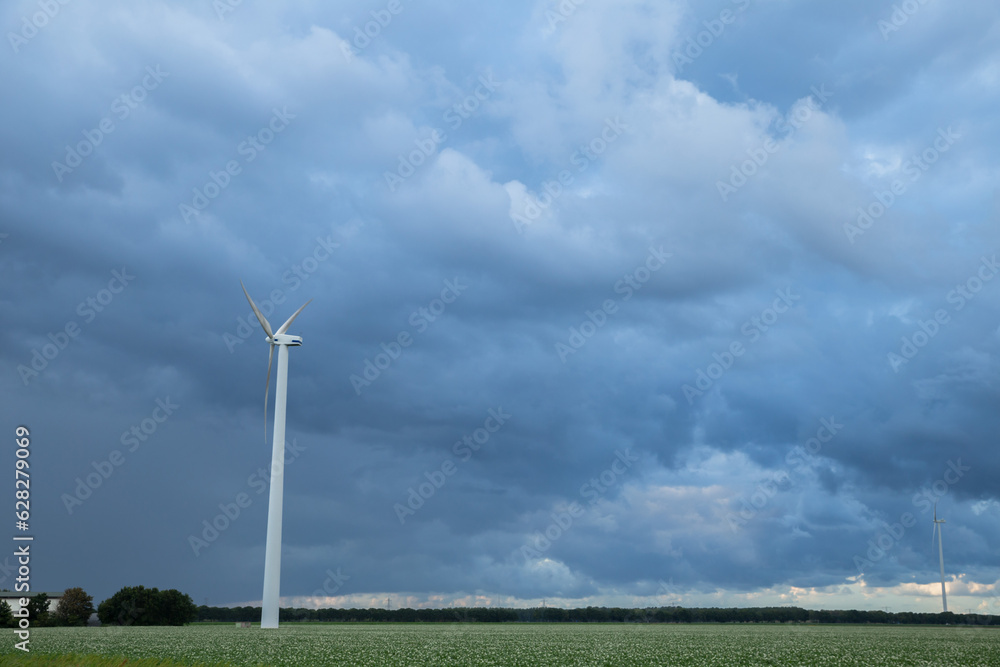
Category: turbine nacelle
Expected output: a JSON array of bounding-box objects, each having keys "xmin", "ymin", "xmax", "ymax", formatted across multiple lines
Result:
[{"xmin": 267, "ymin": 333, "xmax": 302, "ymax": 346}]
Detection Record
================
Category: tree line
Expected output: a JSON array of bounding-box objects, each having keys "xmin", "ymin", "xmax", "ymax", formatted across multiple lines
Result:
[
  {"xmin": 7, "ymin": 588, "xmax": 994, "ymax": 627},
  {"xmin": 196, "ymin": 604, "xmax": 1000, "ymax": 625}
]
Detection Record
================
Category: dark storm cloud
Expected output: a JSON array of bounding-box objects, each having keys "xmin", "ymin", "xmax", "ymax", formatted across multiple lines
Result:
[{"xmin": 1, "ymin": 0, "xmax": 998, "ymax": 613}]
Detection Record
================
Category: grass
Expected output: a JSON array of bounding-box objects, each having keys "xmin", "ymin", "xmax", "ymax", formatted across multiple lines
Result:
[
  {"xmin": 2, "ymin": 623, "xmax": 998, "ymax": 666},
  {"xmin": 0, "ymin": 655, "xmax": 234, "ymax": 666}
]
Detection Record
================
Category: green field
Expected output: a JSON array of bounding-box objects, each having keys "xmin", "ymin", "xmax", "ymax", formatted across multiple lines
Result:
[{"xmin": 2, "ymin": 623, "xmax": 998, "ymax": 666}]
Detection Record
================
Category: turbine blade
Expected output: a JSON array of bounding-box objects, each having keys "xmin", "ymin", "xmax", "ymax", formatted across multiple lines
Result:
[
  {"xmin": 241, "ymin": 280, "xmax": 274, "ymax": 338},
  {"xmin": 275, "ymin": 299, "xmax": 312, "ymax": 335},
  {"xmin": 932, "ymin": 501, "xmax": 939, "ymax": 551}
]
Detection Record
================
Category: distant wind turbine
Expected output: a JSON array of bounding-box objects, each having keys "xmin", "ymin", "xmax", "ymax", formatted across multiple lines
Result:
[
  {"xmin": 241, "ymin": 281, "xmax": 311, "ymax": 629},
  {"xmin": 932, "ymin": 502, "xmax": 947, "ymax": 612}
]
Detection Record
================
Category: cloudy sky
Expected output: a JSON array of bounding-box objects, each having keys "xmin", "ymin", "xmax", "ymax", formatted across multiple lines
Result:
[{"xmin": 3, "ymin": 0, "xmax": 999, "ymax": 614}]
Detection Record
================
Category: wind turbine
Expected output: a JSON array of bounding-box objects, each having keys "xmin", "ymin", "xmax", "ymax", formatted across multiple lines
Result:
[
  {"xmin": 932, "ymin": 502, "xmax": 947, "ymax": 612},
  {"xmin": 241, "ymin": 281, "xmax": 311, "ymax": 629}
]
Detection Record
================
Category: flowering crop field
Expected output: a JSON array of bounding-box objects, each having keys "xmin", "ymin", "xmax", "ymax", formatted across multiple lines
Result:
[{"xmin": 2, "ymin": 623, "xmax": 998, "ymax": 666}]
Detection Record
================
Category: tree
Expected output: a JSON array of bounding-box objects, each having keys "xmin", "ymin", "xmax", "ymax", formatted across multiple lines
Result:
[
  {"xmin": 54, "ymin": 587, "xmax": 95, "ymax": 626},
  {"xmin": 98, "ymin": 586, "xmax": 197, "ymax": 626},
  {"xmin": 98, "ymin": 586, "xmax": 154, "ymax": 626},
  {"xmin": 26, "ymin": 593, "xmax": 50, "ymax": 627},
  {"xmin": 157, "ymin": 588, "xmax": 198, "ymax": 626},
  {"xmin": 0, "ymin": 600, "xmax": 12, "ymax": 628}
]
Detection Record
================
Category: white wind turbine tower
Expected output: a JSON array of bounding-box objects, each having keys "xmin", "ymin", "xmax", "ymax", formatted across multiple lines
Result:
[
  {"xmin": 241, "ymin": 281, "xmax": 311, "ymax": 629},
  {"xmin": 932, "ymin": 502, "xmax": 947, "ymax": 612}
]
